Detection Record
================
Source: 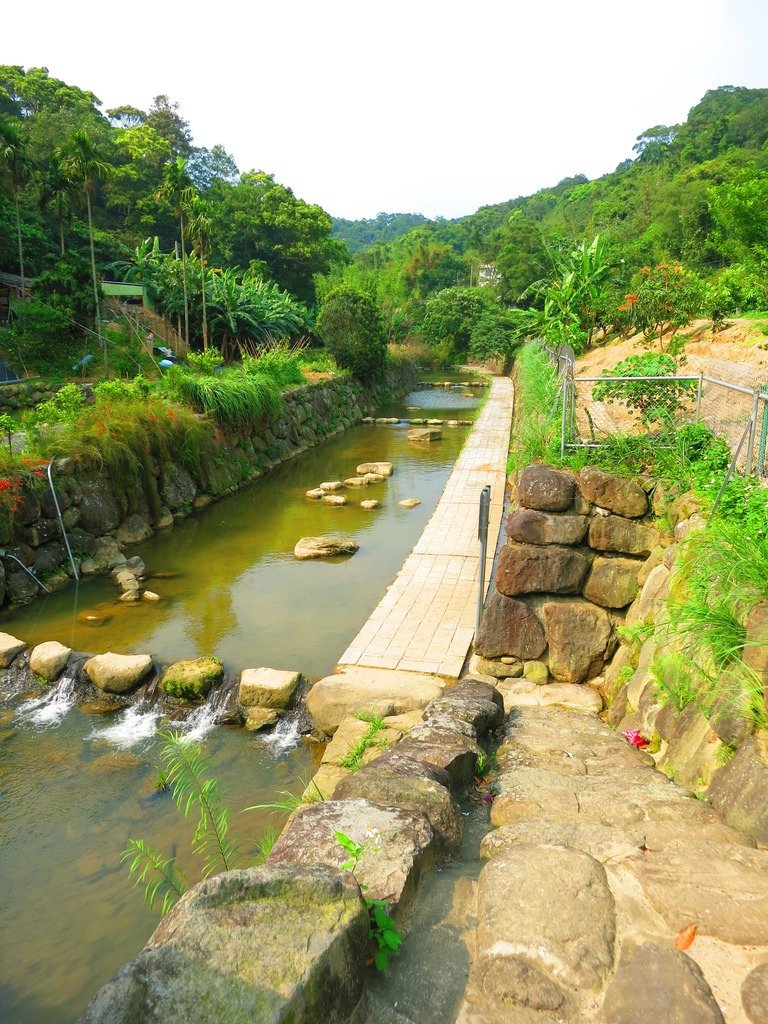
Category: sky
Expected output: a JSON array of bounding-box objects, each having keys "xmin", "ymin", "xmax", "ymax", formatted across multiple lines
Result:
[{"xmin": 4, "ymin": 0, "xmax": 768, "ymax": 220}]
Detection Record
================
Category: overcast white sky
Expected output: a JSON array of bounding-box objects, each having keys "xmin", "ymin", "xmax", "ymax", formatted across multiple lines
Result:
[{"xmin": 4, "ymin": 0, "xmax": 768, "ymax": 220}]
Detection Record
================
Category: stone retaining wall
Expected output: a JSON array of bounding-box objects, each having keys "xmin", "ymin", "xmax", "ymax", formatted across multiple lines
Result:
[
  {"xmin": 0, "ymin": 378, "xmax": 68, "ymax": 412},
  {"xmin": 0, "ymin": 374, "xmax": 397, "ymax": 612},
  {"xmin": 473, "ymin": 463, "xmax": 659, "ymax": 690}
]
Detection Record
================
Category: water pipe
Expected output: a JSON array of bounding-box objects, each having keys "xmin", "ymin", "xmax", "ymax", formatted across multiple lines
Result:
[
  {"xmin": 0, "ymin": 549, "xmax": 51, "ymax": 593},
  {"xmin": 46, "ymin": 460, "xmax": 79, "ymax": 582}
]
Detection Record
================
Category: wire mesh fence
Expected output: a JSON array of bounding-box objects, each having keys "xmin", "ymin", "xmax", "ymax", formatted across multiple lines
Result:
[{"xmin": 546, "ymin": 346, "xmax": 768, "ymax": 477}]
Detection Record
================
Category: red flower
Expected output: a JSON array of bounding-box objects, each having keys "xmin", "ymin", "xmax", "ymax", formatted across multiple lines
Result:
[
  {"xmin": 621, "ymin": 729, "xmax": 649, "ymax": 749},
  {"xmin": 0, "ymin": 479, "xmax": 11, "ymax": 491}
]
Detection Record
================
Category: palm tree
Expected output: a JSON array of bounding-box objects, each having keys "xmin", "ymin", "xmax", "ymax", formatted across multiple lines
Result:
[
  {"xmin": 0, "ymin": 121, "xmax": 35, "ymax": 297},
  {"xmin": 186, "ymin": 194, "xmax": 212, "ymax": 350},
  {"xmin": 37, "ymin": 154, "xmax": 79, "ymax": 254},
  {"xmin": 59, "ymin": 131, "xmax": 113, "ymax": 371},
  {"xmin": 155, "ymin": 158, "xmax": 194, "ymax": 349}
]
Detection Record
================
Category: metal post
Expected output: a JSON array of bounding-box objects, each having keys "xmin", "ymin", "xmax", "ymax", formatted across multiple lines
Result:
[
  {"xmin": 695, "ymin": 373, "xmax": 703, "ymax": 423},
  {"xmin": 746, "ymin": 391, "xmax": 760, "ymax": 476},
  {"xmin": 560, "ymin": 369, "xmax": 568, "ymax": 459},
  {"xmin": 47, "ymin": 460, "xmax": 79, "ymax": 582},
  {"xmin": 476, "ymin": 485, "xmax": 491, "ymax": 634},
  {"xmin": 757, "ymin": 379, "xmax": 768, "ymax": 477}
]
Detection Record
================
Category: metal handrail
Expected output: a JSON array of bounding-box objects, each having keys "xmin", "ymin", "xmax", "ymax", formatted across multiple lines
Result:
[{"xmin": 46, "ymin": 460, "xmax": 79, "ymax": 582}]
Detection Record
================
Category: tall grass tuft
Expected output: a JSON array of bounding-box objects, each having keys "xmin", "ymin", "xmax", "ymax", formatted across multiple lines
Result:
[
  {"xmin": 508, "ymin": 340, "xmax": 560, "ymax": 471},
  {"xmin": 161, "ymin": 366, "xmax": 283, "ymax": 428}
]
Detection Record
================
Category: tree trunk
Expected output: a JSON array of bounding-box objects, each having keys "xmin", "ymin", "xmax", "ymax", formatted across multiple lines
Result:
[
  {"xmin": 86, "ymin": 191, "xmax": 107, "ymax": 373},
  {"xmin": 180, "ymin": 212, "xmax": 190, "ymax": 350},
  {"xmin": 59, "ymin": 220, "xmax": 65, "ymax": 255},
  {"xmin": 13, "ymin": 196, "xmax": 25, "ymax": 299},
  {"xmin": 201, "ymin": 250, "xmax": 209, "ymax": 351}
]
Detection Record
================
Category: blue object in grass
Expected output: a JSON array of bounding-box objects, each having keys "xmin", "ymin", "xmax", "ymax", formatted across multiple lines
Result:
[
  {"xmin": 158, "ymin": 359, "xmax": 175, "ymax": 369},
  {"xmin": 72, "ymin": 354, "xmax": 94, "ymax": 371}
]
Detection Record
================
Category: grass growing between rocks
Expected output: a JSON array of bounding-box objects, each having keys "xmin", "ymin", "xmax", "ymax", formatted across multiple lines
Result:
[{"xmin": 339, "ymin": 714, "xmax": 390, "ymax": 772}]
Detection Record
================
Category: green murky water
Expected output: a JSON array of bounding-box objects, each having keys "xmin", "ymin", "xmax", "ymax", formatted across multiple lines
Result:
[{"xmin": 0, "ymin": 390, "xmax": 480, "ymax": 1024}]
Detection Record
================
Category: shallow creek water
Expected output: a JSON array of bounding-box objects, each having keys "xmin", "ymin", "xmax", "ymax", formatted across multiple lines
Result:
[{"xmin": 0, "ymin": 385, "xmax": 483, "ymax": 1023}]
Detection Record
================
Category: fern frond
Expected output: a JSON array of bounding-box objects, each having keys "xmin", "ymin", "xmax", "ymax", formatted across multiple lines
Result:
[{"xmin": 121, "ymin": 838, "xmax": 187, "ymax": 915}]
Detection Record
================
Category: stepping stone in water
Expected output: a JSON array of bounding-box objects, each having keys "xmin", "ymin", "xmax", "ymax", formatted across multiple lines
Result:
[
  {"xmin": 399, "ymin": 498, "xmax": 421, "ymax": 509},
  {"xmin": 361, "ymin": 500, "xmax": 380, "ymax": 510}
]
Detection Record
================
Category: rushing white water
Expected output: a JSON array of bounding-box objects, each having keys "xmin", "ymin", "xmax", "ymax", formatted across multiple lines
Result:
[
  {"xmin": 259, "ymin": 714, "xmax": 302, "ymax": 753},
  {"xmin": 87, "ymin": 702, "xmax": 161, "ymax": 749},
  {"xmin": 175, "ymin": 701, "xmax": 221, "ymax": 742},
  {"xmin": 16, "ymin": 675, "xmax": 77, "ymax": 728}
]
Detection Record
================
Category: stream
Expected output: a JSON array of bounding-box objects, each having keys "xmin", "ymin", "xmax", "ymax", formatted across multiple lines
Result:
[{"xmin": 0, "ymin": 380, "xmax": 484, "ymax": 1023}]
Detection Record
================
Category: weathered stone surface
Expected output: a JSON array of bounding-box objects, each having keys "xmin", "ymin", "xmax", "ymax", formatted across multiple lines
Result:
[
  {"xmin": 469, "ymin": 655, "xmax": 523, "ymax": 679},
  {"xmin": 84, "ymin": 652, "xmax": 153, "ymax": 694},
  {"xmin": 0, "ymin": 631, "xmax": 27, "ymax": 667},
  {"xmin": 116, "ymin": 513, "xmax": 152, "ymax": 545},
  {"xmin": 710, "ymin": 733, "xmax": 768, "ymax": 844},
  {"xmin": 322, "ymin": 494, "xmax": 347, "ymax": 506},
  {"xmin": 77, "ymin": 478, "xmax": 123, "ymax": 534},
  {"xmin": 579, "ymin": 467, "xmax": 648, "ymax": 518},
  {"xmin": 360, "ymin": 499, "xmax": 380, "ymax": 510},
  {"xmin": 598, "ymin": 943, "xmax": 725, "ymax": 1024},
  {"xmin": 407, "ymin": 427, "xmax": 442, "ymax": 441},
  {"xmin": 343, "ymin": 477, "xmax": 367, "ymax": 488},
  {"xmin": 474, "ymin": 591, "xmax": 547, "ymax": 660},
  {"xmin": 476, "ymin": 848, "xmax": 616, "ymax": 989},
  {"xmin": 161, "ymin": 462, "xmax": 197, "ymax": 511},
  {"xmin": 589, "ymin": 515, "xmax": 658, "ymax": 556},
  {"xmin": 506, "ymin": 507, "xmax": 589, "ymax": 547},
  {"xmin": 656, "ymin": 702, "xmax": 723, "ymax": 789},
  {"xmin": 239, "ymin": 667, "xmax": 302, "ymax": 710},
  {"xmin": 523, "ymin": 660, "xmax": 549, "ymax": 684},
  {"xmin": 307, "ymin": 668, "xmax": 443, "ymax": 736},
  {"xmin": 744, "ymin": 602, "xmax": 768, "ymax": 675},
  {"xmin": 268, "ymin": 798, "xmax": 434, "ymax": 915},
  {"xmin": 742, "ymin": 963, "xmax": 768, "ymax": 1024},
  {"xmin": 319, "ymin": 480, "xmax": 344, "ymax": 492},
  {"xmin": 305, "ymin": 487, "xmax": 325, "ymax": 499},
  {"xmin": 480, "ymin": 819, "xmax": 644, "ymax": 863},
  {"xmin": 625, "ymin": 563, "xmax": 671, "ymax": 629},
  {"xmin": 244, "ymin": 707, "xmax": 279, "ymax": 731},
  {"xmin": 541, "ymin": 599, "xmax": 612, "ymax": 683},
  {"xmin": 357, "ymin": 462, "xmax": 393, "ymax": 477},
  {"xmin": 29, "ymin": 640, "xmax": 71, "ymax": 680},
  {"xmin": 320, "ymin": 715, "xmax": 402, "ymax": 767},
  {"xmin": 583, "ymin": 556, "xmax": 642, "ymax": 609},
  {"xmin": 629, "ymin": 839, "xmax": 768, "ymax": 945},
  {"xmin": 517, "ymin": 465, "xmax": 575, "ymax": 512},
  {"xmin": 496, "ymin": 543, "xmax": 591, "ymax": 597},
  {"xmin": 395, "ymin": 727, "xmax": 481, "ymax": 787},
  {"xmin": 293, "ymin": 535, "xmax": 359, "ymax": 560},
  {"xmin": 334, "ymin": 767, "xmax": 462, "ymax": 852},
  {"xmin": 78, "ymin": 865, "xmax": 368, "ymax": 1024},
  {"xmin": 160, "ymin": 658, "xmax": 223, "ymax": 701},
  {"xmin": 497, "ymin": 678, "xmax": 603, "ymax": 715},
  {"xmin": 399, "ymin": 498, "xmax": 421, "ymax": 508},
  {"xmin": 423, "ymin": 686, "xmax": 503, "ymax": 735}
]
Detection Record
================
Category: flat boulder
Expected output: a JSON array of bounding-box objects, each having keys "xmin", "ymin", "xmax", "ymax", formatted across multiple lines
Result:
[
  {"xmin": 29, "ymin": 640, "xmax": 71, "ymax": 680},
  {"xmin": 84, "ymin": 652, "xmax": 154, "ymax": 694},
  {"xmin": 343, "ymin": 477, "xmax": 367, "ymax": 488},
  {"xmin": 583, "ymin": 556, "xmax": 642, "ymax": 609},
  {"xmin": 268, "ymin": 798, "xmax": 435, "ymax": 915},
  {"xmin": 78, "ymin": 865, "xmax": 368, "ymax": 1024},
  {"xmin": 598, "ymin": 943, "xmax": 724, "ymax": 1024},
  {"xmin": 517, "ymin": 464, "xmax": 575, "ymax": 512},
  {"xmin": 357, "ymin": 462, "xmax": 393, "ymax": 476},
  {"xmin": 322, "ymin": 494, "xmax": 347, "ymax": 506},
  {"xmin": 0, "ymin": 631, "xmax": 26, "ymax": 668},
  {"xmin": 399, "ymin": 498, "xmax": 421, "ymax": 508},
  {"xmin": 480, "ymin": 818, "xmax": 644, "ymax": 863},
  {"xmin": 579, "ymin": 466, "xmax": 648, "ymax": 518},
  {"xmin": 589, "ymin": 515, "xmax": 659, "ymax": 557},
  {"xmin": 307, "ymin": 667, "xmax": 443, "ymax": 736},
  {"xmin": 360, "ymin": 500, "xmax": 380, "ymax": 510},
  {"xmin": 294, "ymin": 536, "xmax": 359, "ymax": 560},
  {"xmin": 407, "ymin": 427, "xmax": 442, "ymax": 442},
  {"xmin": 306, "ymin": 488, "xmax": 325, "ymax": 500},
  {"xmin": 244, "ymin": 707, "xmax": 279, "ymax": 731},
  {"xmin": 319, "ymin": 481, "xmax": 344, "ymax": 492},
  {"xmin": 160, "ymin": 658, "xmax": 223, "ymax": 701},
  {"xmin": 239, "ymin": 667, "xmax": 302, "ymax": 710}
]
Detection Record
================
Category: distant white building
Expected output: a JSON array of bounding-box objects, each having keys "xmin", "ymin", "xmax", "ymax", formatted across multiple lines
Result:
[{"xmin": 478, "ymin": 263, "xmax": 500, "ymax": 287}]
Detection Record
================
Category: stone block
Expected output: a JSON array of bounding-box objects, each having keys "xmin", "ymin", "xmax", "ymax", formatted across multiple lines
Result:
[
  {"xmin": 0, "ymin": 631, "xmax": 26, "ymax": 667},
  {"xmin": 589, "ymin": 515, "xmax": 659, "ymax": 556},
  {"xmin": 583, "ymin": 556, "xmax": 642, "ymax": 609},
  {"xmin": 474, "ymin": 591, "xmax": 547, "ymax": 660},
  {"xmin": 496, "ymin": 542, "xmax": 591, "ymax": 596},
  {"xmin": 517, "ymin": 464, "xmax": 575, "ymax": 511},
  {"xmin": 578, "ymin": 466, "xmax": 648, "ymax": 518},
  {"xmin": 306, "ymin": 668, "xmax": 443, "ymax": 736},
  {"xmin": 506, "ymin": 507, "xmax": 589, "ymax": 546},
  {"xmin": 29, "ymin": 640, "xmax": 71, "ymax": 681},
  {"xmin": 709, "ymin": 733, "xmax": 768, "ymax": 844},
  {"xmin": 541, "ymin": 599, "xmax": 612, "ymax": 683},
  {"xmin": 84, "ymin": 652, "xmax": 154, "ymax": 694}
]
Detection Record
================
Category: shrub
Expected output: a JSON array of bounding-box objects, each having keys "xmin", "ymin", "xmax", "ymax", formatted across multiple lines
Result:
[
  {"xmin": 242, "ymin": 343, "xmax": 304, "ymax": 388},
  {"xmin": 592, "ymin": 352, "xmax": 696, "ymax": 427},
  {"xmin": 160, "ymin": 366, "xmax": 283, "ymax": 427},
  {"xmin": 315, "ymin": 286, "xmax": 387, "ymax": 382},
  {"xmin": 469, "ymin": 307, "xmax": 526, "ymax": 368},
  {"xmin": 421, "ymin": 286, "xmax": 495, "ymax": 357},
  {"xmin": 0, "ymin": 301, "xmax": 84, "ymax": 375}
]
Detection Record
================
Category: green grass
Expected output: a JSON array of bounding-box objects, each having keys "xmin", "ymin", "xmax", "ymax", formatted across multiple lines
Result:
[
  {"xmin": 338, "ymin": 714, "xmax": 390, "ymax": 772},
  {"xmin": 161, "ymin": 366, "xmax": 283, "ymax": 428},
  {"xmin": 243, "ymin": 345, "xmax": 305, "ymax": 388},
  {"xmin": 508, "ymin": 340, "xmax": 560, "ymax": 472}
]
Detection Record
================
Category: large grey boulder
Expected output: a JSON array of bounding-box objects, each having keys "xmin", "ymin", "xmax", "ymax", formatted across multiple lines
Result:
[
  {"xmin": 294, "ymin": 535, "xmax": 359, "ymax": 560},
  {"xmin": 506, "ymin": 507, "xmax": 589, "ymax": 546},
  {"xmin": 709, "ymin": 732, "xmax": 768, "ymax": 844},
  {"xmin": 474, "ymin": 591, "xmax": 547, "ymax": 660},
  {"xmin": 496, "ymin": 542, "xmax": 591, "ymax": 596},
  {"xmin": 268, "ymin": 798, "xmax": 435, "ymax": 916},
  {"xmin": 84, "ymin": 652, "xmax": 154, "ymax": 694},
  {"xmin": 239, "ymin": 667, "xmax": 302, "ymax": 709},
  {"xmin": 77, "ymin": 478, "xmax": 122, "ymax": 534},
  {"xmin": 598, "ymin": 943, "xmax": 724, "ymax": 1023},
  {"xmin": 517, "ymin": 465, "xmax": 575, "ymax": 512},
  {"xmin": 78, "ymin": 865, "xmax": 368, "ymax": 1024},
  {"xmin": 742, "ymin": 963, "xmax": 768, "ymax": 1024},
  {"xmin": 578, "ymin": 466, "xmax": 648, "ymax": 518},
  {"xmin": 541, "ymin": 599, "xmax": 612, "ymax": 683},
  {"xmin": 0, "ymin": 631, "xmax": 26, "ymax": 668}
]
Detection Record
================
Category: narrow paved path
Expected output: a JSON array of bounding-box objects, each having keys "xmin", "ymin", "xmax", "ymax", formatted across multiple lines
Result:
[{"xmin": 338, "ymin": 377, "xmax": 513, "ymax": 678}]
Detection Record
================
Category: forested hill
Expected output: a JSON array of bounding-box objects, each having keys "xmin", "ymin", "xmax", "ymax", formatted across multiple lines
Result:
[
  {"xmin": 331, "ymin": 212, "xmax": 429, "ymax": 253},
  {"xmin": 328, "ymin": 86, "xmax": 768, "ymax": 311}
]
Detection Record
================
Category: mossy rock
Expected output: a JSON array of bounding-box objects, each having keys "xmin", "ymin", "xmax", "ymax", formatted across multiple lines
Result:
[{"xmin": 161, "ymin": 657, "xmax": 223, "ymax": 701}]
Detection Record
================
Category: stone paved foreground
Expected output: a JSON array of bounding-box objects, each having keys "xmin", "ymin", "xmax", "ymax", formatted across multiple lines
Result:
[
  {"xmin": 458, "ymin": 704, "xmax": 768, "ymax": 1024},
  {"xmin": 338, "ymin": 377, "xmax": 513, "ymax": 677}
]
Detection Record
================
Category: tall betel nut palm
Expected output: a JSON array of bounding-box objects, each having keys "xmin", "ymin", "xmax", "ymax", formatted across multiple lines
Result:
[
  {"xmin": 155, "ymin": 157, "xmax": 196, "ymax": 349},
  {"xmin": 187, "ymin": 193, "xmax": 212, "ymax": 350},
  {"xmin": 0, "ymin": 120, "xmax": 35, "ymax": 298},
  {"xmin": 59, "ymin": 131, "xmax": 113, "ymax": 371},
  {"xmin": 37, "ymin": 153, "xmax": 79, "ymax": 255}
]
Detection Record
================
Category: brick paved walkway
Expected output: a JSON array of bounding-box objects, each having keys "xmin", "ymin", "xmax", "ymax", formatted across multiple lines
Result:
[{"xmin": 337, "ymin": 377, "xmax": 514, "ymax": 678}]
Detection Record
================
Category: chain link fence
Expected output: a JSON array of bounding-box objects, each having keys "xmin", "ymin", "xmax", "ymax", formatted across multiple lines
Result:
[{"xmin": 548, "ymin": 346, "xmax": 768, "ymax": 477}]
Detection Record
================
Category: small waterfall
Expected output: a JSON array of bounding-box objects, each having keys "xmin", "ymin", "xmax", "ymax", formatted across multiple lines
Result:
[
  {"xmin": 175, "ymin": 701, "xmax": 221, "ymax": 742},
  {"xmin": 258, "ymin": 713, "xmax": 302, "ymax": 753},
  {"xmin": 16, "ymin": 675, "xmax": 77, "ymax": 728},
  {"xmin": 87, "ymin": 701, "xmax": 161, "ymax": 749}
]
